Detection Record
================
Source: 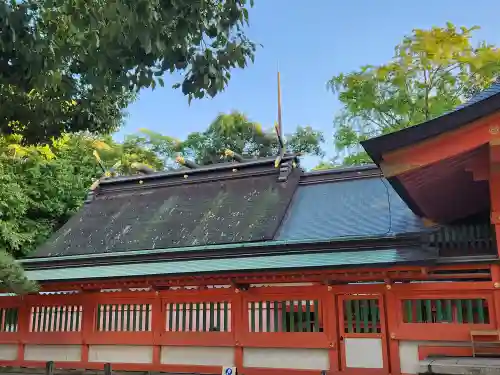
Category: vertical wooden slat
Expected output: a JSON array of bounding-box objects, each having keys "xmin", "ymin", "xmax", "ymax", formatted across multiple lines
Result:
[
  {"xmin": 313, "ymin": 300, "xmax": 319, "ymax": 333},
  {"xmin": 249, "ymin": 302, "xmax": 255, "ymax": 332},
  {"xmin": 353, "ymin": 300, "xmax": 361, "ymax": 333},
  {"xmin": 416, "ymin": 300, "xmax": 423, "ymax": 323},
  {"xmin": 75, "ymin": 305, "xmax": 81, "ymax": 331},
  {"xmin": 31, "ymin": 307, "xmax": 36, "ymax": 333},
  {"xmin": 270, "ymin": 301, "xmax": 277, "ymax": 333},
  {"xmin": 175, "ymin": 303, "xmax": 180, "ymax": 332},
  {"xmin": 119, "ymin": 304, "xmax": 125, "ymax": 332},
  {"xmin": 265, "ymin": 301, "xmax": 271, "ymax": 333},
  {"xmin": 445, "ymin": 300, "xmax": 452, "ymax": 322},
  {"xmin": 62, "ymin": 306, "xmax": 67, "ymax": 332},
  {"xmin": 216, "ymin": 302, "xmax": 221, "ymax": 331},
  {"xmin": 404, "ymin": 300, "xmax": 413, "ymax": 323},
  {"xmin": 113, "ymin": 304, "xmax": 119, "ymax": 331},
  {"xmin": 0, "ymin": 309, "xmax": 4, "ymax": 332},
  {"xmin": 297, "ymin": 301, "xmax": 303, "ymax": 332},
  {"xmin": 74, "ymin": 305, "xmax": 80, "ymax": 332},
  {"xmin": 195, "ymin": 303, "xmax": 200, "ymax": 332},
  {"xmin": 305, "ymin": 300, "xmax": 311, "ymax": 333},
  {"xmin": 281, "ymin": 301, "xmax": 287, "ymax": 332},
  {"xmin": 132, "ymin": 305, "xmax": 138, "ymax": 332},
  {"xmin": 466, "ymin": 299, "xmax": 474, "ymax": 323},
  {"xmin": 425, "ymin": 300, "xmax": 432, "ymax": 322},
  {"xmin": 476, "ymin": 299, "xmax": 485, "ymax": 324},
  {"xmin": 188, "ymin": 303, "xmax": 193, "ymax": 332},
  {"xmin": 257, "ymin": 301, "xmax": 263, "ymax": 333},
  {"xmin": 145, "ymin": 304, "xmax": 151, "ymax": 331},
  {"xmin": 361, "ymin": 300, "xmax": 369, "ymax": 332},
  {"xmin": 5, "ymin": 309, "xmax": 10, "ymax": 333},
  {"xmin": 436, "ymin": 300, "xmax": 443, "ymax": 322},
  {"xmin": 13, "ymin": 308, "xmax": 18, "ymax": 332},
  {"xmin": 200, "ymin": 303, "xmax": 206, "ymax": 332},
  {"xmin": 39, "ymin": 307, "xmax": 46, "ymax": 332},
  {"xmin": 456, "ymin": 300, "xmax": 463, "ymax": 323},
  {"xmin": 1, "ymin": 308, "xmax": 6, "ymax": 332},
  {"xmin": 289, "ymin": 301, "xmax": 295, "ymax": 332},
  {"xmin": 370, "ymin": 299, "xmax": 378, "ymax": 333},
  {"xmin": 181, "ymin": 303, "xmax": 187, "ymax": 332},
  {"xmin": 209, "ymin": 302, "xmax": 215, "ymax": 331},
  {"xmin": 125, "ymin": 304, "xmax": 131, "ymax": 331},
  {"xmin": 345, "ymin": 300, "xmax": 353, "ymax": 333},
  {"xmin": 223, "ymin": 302, "xmax": 228, "ymax": 332}
]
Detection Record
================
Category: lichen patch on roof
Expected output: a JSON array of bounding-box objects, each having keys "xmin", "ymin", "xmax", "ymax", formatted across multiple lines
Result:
[{"xmin": 34, "ymin": 167, "xmax": 301, "ymax": 258}]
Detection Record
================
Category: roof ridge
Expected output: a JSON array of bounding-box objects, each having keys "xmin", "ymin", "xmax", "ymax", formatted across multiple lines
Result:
[{"xmin": 99, "ymin": 154, "xmax": 299, "ymax": 186}]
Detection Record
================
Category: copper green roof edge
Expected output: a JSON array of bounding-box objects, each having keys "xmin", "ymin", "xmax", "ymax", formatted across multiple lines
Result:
[
  {"xmin": 25, "ymin": 247, "xmax": 437, "ymax": 281},
  {"xmin": 20, "ymin": 232, "xmax": 422, "ymax": 265}
]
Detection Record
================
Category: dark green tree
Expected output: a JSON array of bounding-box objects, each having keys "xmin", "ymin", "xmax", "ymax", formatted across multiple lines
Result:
[
  {"xmin": 129, "ymin": 111, "xmax": 325, "ymax": 166},
  {"xmin": 0, "ymin": 0, "xmax": 256, "ymax": 143}
]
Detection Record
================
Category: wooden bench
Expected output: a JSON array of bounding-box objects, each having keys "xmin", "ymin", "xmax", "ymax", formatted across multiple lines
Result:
[{"xmin": 470, "ymin": 330, "xmax": 500, "ymax": 357}]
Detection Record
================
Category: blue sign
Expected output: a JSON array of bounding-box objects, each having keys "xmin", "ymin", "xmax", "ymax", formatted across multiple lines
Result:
[{"xmin": 225, "ymin": 368, "xmax": 233, "ymax": 375}]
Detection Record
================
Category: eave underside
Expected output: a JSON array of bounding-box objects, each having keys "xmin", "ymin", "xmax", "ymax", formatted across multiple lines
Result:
[
  {"xmin": 366, "ymin": 110, "xmax": 500, "ymax": 224},
  {"xmin": 32, "ymin": 260, "xmax": 495, "ymax": 292},
  {"xmin": 390, "ymin": 146, "xmax": 490, "ymax": 223}
]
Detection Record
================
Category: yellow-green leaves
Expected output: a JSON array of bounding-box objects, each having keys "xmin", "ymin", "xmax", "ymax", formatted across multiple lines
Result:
[{"xmin": 328, "ymin": 23, "xmax": 500, "ymax": 165}]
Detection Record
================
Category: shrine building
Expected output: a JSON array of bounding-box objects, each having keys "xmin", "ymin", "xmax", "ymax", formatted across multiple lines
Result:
[{"xmin": 2, "ymin": 82, "xmax": 500, "ymax": 375}]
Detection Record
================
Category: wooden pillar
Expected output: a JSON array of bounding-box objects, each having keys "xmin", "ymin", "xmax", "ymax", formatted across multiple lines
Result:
[
  {"xmin": 151, "ymin": 292, "xmax": 163, "ymax": 368},
  {"xmin": 489, "ymin": 141, "xmax": 500, "ymax": 329},
  {"xmin": 81, "ymin": 292, "xmax": 95, "ymax": 365},
  {"xmin": 489, "ymin": 141, "xmax": 500, "ymax": 257},
  {"xmin": 324, "ymin": 286, "xmax": 339, "ymax": 375},
  {"xmin": 384, "ymin": 286, "xmax": 401, "ymax": 375},
  {"xmin": 232, "ymin": 288, "xmax": 244, "ymax": 371},
  {"xmin": 16, "ymin": 297, "xmax": 30, "ymax": 363}
]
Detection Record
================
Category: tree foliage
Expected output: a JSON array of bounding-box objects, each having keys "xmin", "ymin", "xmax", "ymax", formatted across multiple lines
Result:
[
  {"xmin": 128, "ymin": 111, "xmax": 325, "ymax": 166},
  {"xmin": 328, "ymin": 23, "xmax": 500, "ymax": 165},
  {"xmin": 0, "ymin": 0, "xmax": 256, "ymax": 143},
  {"xmin": 0, "ymin": 133, "xmax": 163, "ymax": 292}
]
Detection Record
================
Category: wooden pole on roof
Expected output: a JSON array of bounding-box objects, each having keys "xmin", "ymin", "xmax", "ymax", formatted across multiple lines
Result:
[
  {"xmin": 274, "ymin": 68, "xmax": 286, "ymax": 168},
  {"xmin": 277, "ymin": 69, "xmax": 283, "ymax": 139}
]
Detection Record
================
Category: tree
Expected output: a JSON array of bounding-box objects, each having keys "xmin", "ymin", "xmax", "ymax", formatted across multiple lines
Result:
[
  {"xmin": 1, "ymin": 0, "xmax": 256, "ymax": 143},
  {"xmin": 328, "ymin": 23, "xmax": 500, "ymax": 165},
  {"xmin": 129, "ymin": 111, "xmax": 325, "ymax": 166},
  {"xmin": 0, "ymin": 133, "xmax": 163, "ymax": 293},
  {"xmin": 312, "ymin": 161, "xmax": 339, "ymax": 171}
]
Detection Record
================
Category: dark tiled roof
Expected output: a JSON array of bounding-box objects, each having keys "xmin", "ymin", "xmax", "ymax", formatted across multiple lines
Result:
[
  {"xmin": 277, "ymin": 176, "xmax": 427, "ymax": 241},
  {"xmin": 32, "ymin": 157, "xmax": 428, "ymax": 267},
  {"xmin": 454, "ymin": 82, "xmax": 500, "ymax": 110},
  {"xmin": 33, "ymin": 165, "xmax": 301, "ymax": 258}
]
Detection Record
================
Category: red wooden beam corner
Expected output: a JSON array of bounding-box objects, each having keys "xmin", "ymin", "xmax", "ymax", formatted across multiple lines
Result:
[{"xmin": 380, "ymin": 113, "xmax": 500, "ymax": 177}]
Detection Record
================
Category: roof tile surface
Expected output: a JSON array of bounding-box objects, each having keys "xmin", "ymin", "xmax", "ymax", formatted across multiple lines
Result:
[{"xmin": 277, "ymin": 176, "xmax": 427, "ymax": 241}]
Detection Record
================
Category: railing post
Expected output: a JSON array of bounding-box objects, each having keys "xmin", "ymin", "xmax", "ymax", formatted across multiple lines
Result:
[
  {"xmin": 104, "ymin": 362, "xmax": 112, "ymax": 375},
  {"xmin": 45, "ymin": 361, "xmax": 54, "ymax": 375}
]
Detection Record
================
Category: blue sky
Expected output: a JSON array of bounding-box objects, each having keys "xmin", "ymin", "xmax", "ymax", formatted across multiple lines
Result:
[{"xmin": 118, "ymin": 0, "xmax": 500, "ymax": 169}]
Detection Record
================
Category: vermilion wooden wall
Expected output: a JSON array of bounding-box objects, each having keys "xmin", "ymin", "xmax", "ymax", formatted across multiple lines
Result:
[{"xmin": 0, "ymin": 266, "xmax": 499, "ymax": 375}]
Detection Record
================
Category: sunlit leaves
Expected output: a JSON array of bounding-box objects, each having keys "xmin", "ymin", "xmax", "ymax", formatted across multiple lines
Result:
[
  {"xmin": 130, "ymin": 112, "xmax": 325, "ymax": 166},
  {"xmin": 0, "ymin": 132, "xmax": 163, "ymax": 261},
  {"xmin": 328, "ymin": 23, "xmax": 500, "ymax": 165}
]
